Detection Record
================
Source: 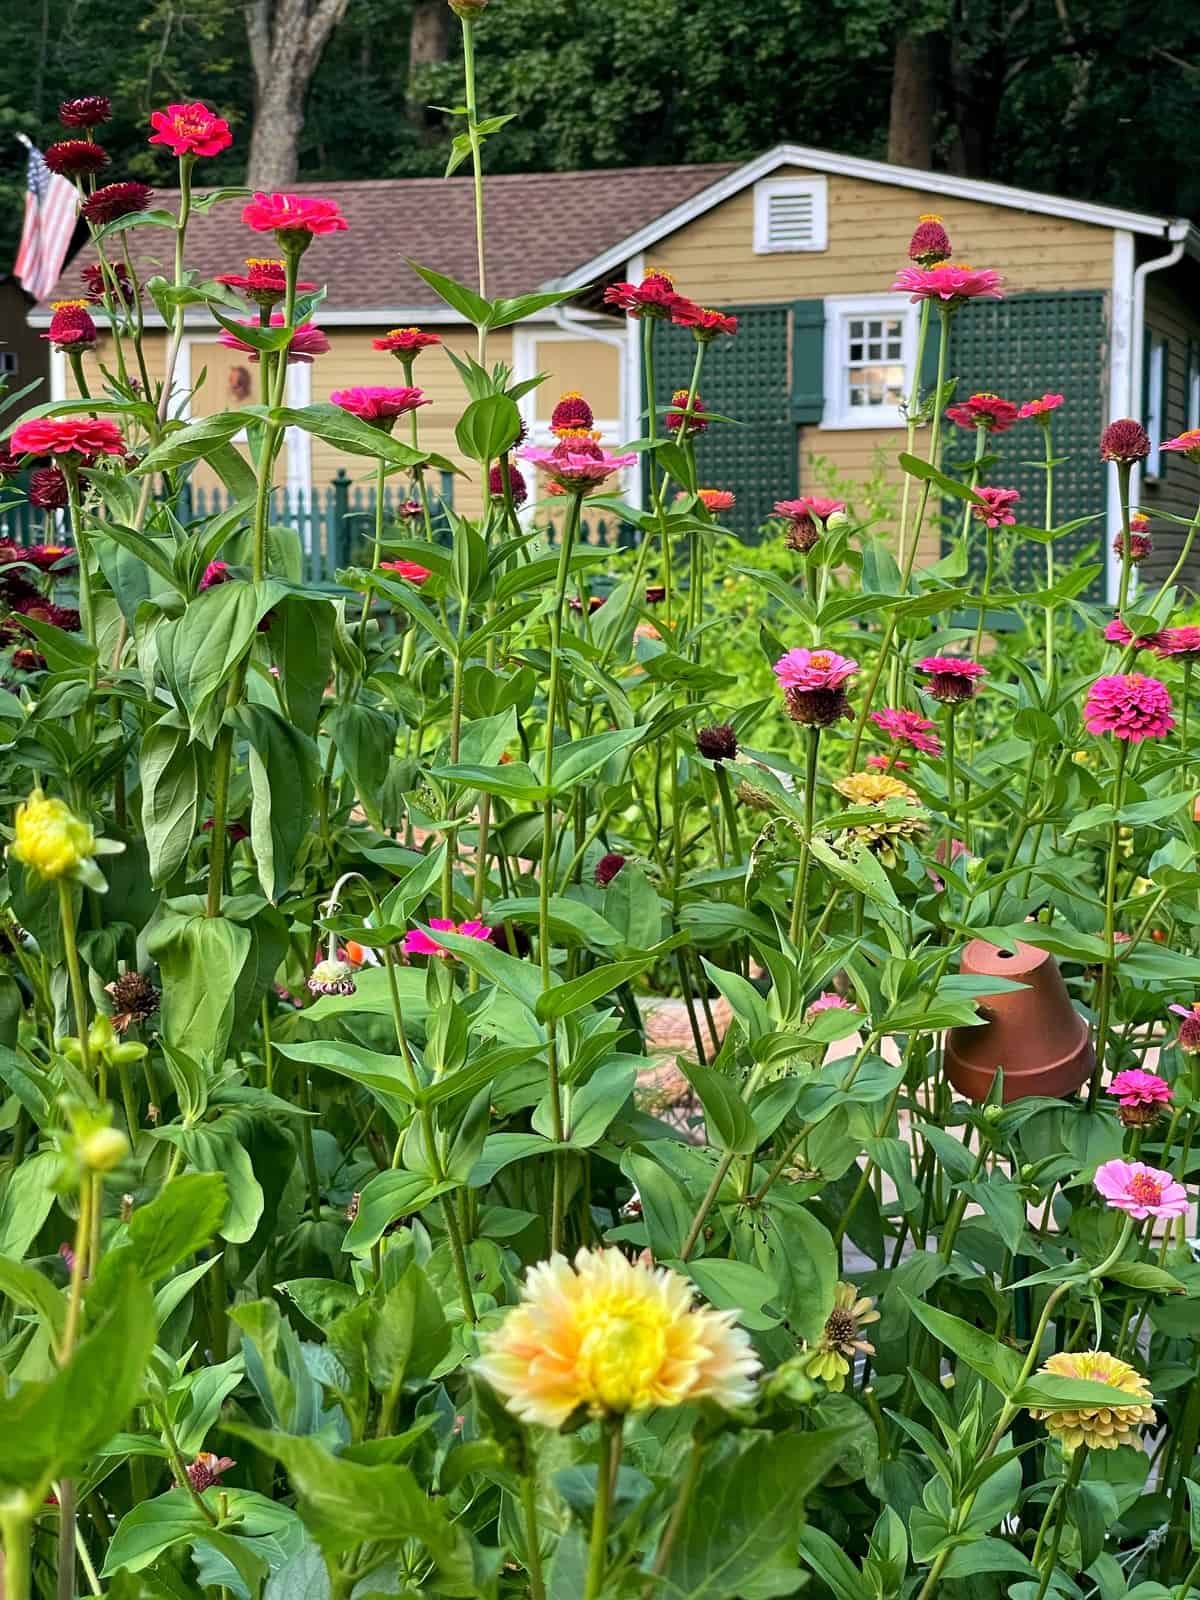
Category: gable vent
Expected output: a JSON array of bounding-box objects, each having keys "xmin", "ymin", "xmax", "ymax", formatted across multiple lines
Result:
[{"xmin": 754, "ymin": 177, "xmax": 828, "ymax": 254}]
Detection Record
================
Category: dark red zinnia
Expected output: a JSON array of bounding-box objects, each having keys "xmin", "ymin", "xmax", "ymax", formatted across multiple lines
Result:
[
  {"xmin": 1101, "ymin": 419, "xmax": 1151, "ymax": 463},
  {"xmin": 594, "ymin": 852, "xmax": 627, "ymax": 886},
  {"xmin": 488, "ymin": 460, "xmax": 527, "ymax": 507},
  {"xmin": 28, "ymin": 468, "xmax": 70, "ymax": 510},
  {"xmin": 59, "ymin": 96, "xmax": 112, "ymax": 128},
  {"xmin": 81, "ymin": 181, "xmax": 154, "ymax": 226},
  {"xmin": 696, "ymin": 723, "xmax": 738, "ymax": 761},
  {"xmin": 44, "ymin": 139, "xmax": 109, "ymax": 177},
  {"xmin": 82, "ymin": 261, "xmax": 133, "ymax": 306},
  {"xmin": 908, "ymin": 214, "xmax": 952, "ymax": 267},
  {"xmin": 665, "ymin": 389, "xmax": 709, "ymax": 435},
  {"xmin": 551, "ymin": 392, "xmax": 594, "ymax": 433}
]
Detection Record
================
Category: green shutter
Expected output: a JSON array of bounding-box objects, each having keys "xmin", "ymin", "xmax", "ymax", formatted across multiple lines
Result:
[{"xmin": 791, "ymin": 299, "xmax": 825, "ymax": 423}]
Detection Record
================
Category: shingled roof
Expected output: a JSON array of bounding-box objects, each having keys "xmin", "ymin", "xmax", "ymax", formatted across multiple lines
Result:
[{"xmin": 38, "ymin": 163, "xmax": 738, "ymax": 318}]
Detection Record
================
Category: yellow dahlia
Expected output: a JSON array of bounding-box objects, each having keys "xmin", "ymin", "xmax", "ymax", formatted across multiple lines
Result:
[
  {"xmin": 475, "ymin": 1247, "xmax": 760, "ymax": 1428},
  {"xmin": 803, "ymin": 1281, "xmax": 879, "ymax": 1392},
  {"xmin": 1027, "ymin": 1350, "xmax": 1154, "ymax": 1452},
  {"xmin": 10, "ymin": 789, "xmax": 96, "ymax": 881},
  {"xmin": 835, "ymin": 771, "xmax": 918, "ymax": 806}
]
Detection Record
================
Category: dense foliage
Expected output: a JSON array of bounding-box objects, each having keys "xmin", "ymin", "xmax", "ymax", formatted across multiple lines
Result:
[{"xmin": 6, "ymin": 16, "xmax": 1200, "ymax": 1600}]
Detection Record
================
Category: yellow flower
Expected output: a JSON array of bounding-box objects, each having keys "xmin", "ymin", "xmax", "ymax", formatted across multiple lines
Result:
[
  {"xmin": 476, "ymin": 1246, "xmax": 759, "ymax": 1429},
  {"xmin": 835, "ymin": 771, "xmax": 918, "ymax": 806},
  {"xmin": 1027, "ymin": 1350, "xmax": 1154, "ymax": 1452},
  {"xmin": 10, "ymin": 790, "xmax": 95, "ymax": 881},
  {"xmin": 834, "ymin": 771, "xmax": 927, "ymax": 865},
  {"xmin": 804, "ymin": 1281, "xmax": 879, "ymax": 1392}
]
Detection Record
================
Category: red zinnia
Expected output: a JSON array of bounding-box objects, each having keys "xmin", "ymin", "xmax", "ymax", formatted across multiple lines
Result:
[
  {"xmin": 945, "ymin": 392, "xmax": 1019, "ymax": 432},
  {"xmin": 665, "ymin": 389, "xmax": 709, "ymax": 435},
  {"xmin": 698, "ymin": 488, "xmax": 735, "ymax": 513},
  {"xmin": 972, "ymin": 486, "xmax": 1021, "ymax": 528},
  {"xmin": 551, "ymin": 392, "xmax": 594, "ymax": 433},
  {"xmin": 908, "ymin": 214, "xmax": 951, "ymax": 268},
  {"xmin": 28, "ymin": 468, "xmax": 69, "ymax": 510},
  {"xmin": 1100, "ymin": 419, "xmax": 1151, "ymax": 463},
  {"xmin": 43, "ymin": 301, "xmax": 98, "ymax": 350},
  {"xmin": 489, "ymin": 461, "xmax": 527, "ymax": 507},
  {"xmin": 672, "ymin": 303, "xmax": 738, "ymax": 341},
  {"xmin": 241, "ymin": 192, "xmax": 349, "ymax": 240},
  {"xmin": 602, "ymin": 269, "xmax": 681, "ymax": 320},
  {"xmin": 59, "ymin": 96, "xmax": 111, "ymax": 128},
  {"xmin": 372, "ymin": 327, "xmax": 441, "ymax": 357},
  {"xmin": 148, "ymin": 102, "xmax": 232, "ymax": 159},
  {"xmin": 594, "ymin": 852, "xmax": 627, "ymax": 886},
  {"xmin": 218, "ymin": 314, "xmax": 329, "ymax": 365},
  {"xmin": 82, "ymin": 261, "xmax": 133, "ymax": 306},
  {"xmin": 1019, "ymin": 393, "xmax": 1065, "ymax": 421},
  {"xmin": 215, "ymin": 258, "xmax": 315, "ymax": 308},
  {"xmin": 916, "ymin": 656, "xmax": 987, "ymax": 702},
  {"xmin": 380, "ymin": 560, "xmax": 431, "ymax": 586},
  {"xmin": 44, "ymin": 140, "xmax": 108, "ymax": 177},
  {"xmin": 330, "ymin": 386, "xmax": 428, "ymax": 427},
  {"xmin": 81, "ymin": 181, "xmax": 154, "ymax": 226},
  {"xmin": 24, "ymin": 543, "xmax": 75, "ymax": 572},
  {"xmin": 10, "ymin": 416, "xmax": 125, "ymax": 459}
]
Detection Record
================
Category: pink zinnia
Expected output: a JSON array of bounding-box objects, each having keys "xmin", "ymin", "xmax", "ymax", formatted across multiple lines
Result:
[
  {"xmin": 773, "ymin": 647, "xmax": 858, "ymax": 692},
  {"xmin": 602, "ymin": 270, "xmax": 682, "ymax": 320},
  {"xmin": 519, "ymin": 438, "xmax": 636, "ymax": 493},
  {"xmin": 1154, "ymin": 626, "xmax": 1200, "ymax": 661},
  {"xmin": 909, "ymin": 215, "xmax": 951, "ymax": 268},
  {"xmin": 380, "ymin": 559, "xmax": 431, "ymax": 586},
  {"xmin": 805, "ymin": 992, "xmax": 858, "ymax": 1021},
  {"xmin": 891, "ymin": 264, "xmax": 1004, "ymax": 303},
  {"xmin": 1170, "ymin": 1003, "xmax": 1200, "ymax": 1053},
  {"xmin": 868, "ymin": 753, "xmax": 909, "ymax": 771},
  {"xmin": 242, "ymin": 192, "xmax": 348, "ymax": 239},
  {"xmin": 916, "ymin": 656, "xmax": 987, "ymax": 703},
  {"xmin": 946, "ymin": 393, "xmax": 1019, "ymax": 432},
  {"xmin": 10, "ymin": 416, "xmax": 125, "ymax": 458},
  {"xmin": 330, "ymin": 386, "xmax": 428, "ymax": 427},
  {"xmin": 671, "ymin": 303, "xmax": 738, "ymax": 341},
  {"xmin": 973, "ymin": 486, "xmax": 1021, "ymax": 528},
  {"xmin": 775, "ymin": 496, "xmax": 845, "ymax": 525},
  {"xmin": 698, "ymin": 488, "xmax": 735, "ymax": 513},
  {"xmin": 218, "ymin": 314, "xmax": 329, "ymax": 365},
  {"xmin": 1019, "ymin": 393, "xmax": 1065, "ymax": 421},
  {"xmin": 1094, "ymin": 1158, "xmax": 1189, "ymax": 1219},
  {"xmin": 148, "ymin": 102, "xmax": 232, "ymax": 159},
  {"xmin": 1105, "ymin": 617, "xmax": 1163, "ymax": 652},
  {"xmin": 1083, "ymin": 673, "xmax": 1174, "ymax": 741},
  {"xmin": 404, "ymin": 919, "xmax": 492, "ymax": 958},
  {"xmin": 871, "ymin": 707, "xmax": 942, "ymax": 756},
  {"xmin": 1107, "ymin": 1070, "xmax": 1172, "ymax": 1109},
  {"xmin": 198, "ymin": 560, "xmax": 230, "ymax": 592},
  {"xmin": 1161, "ymin": 429, "xmax": 1200, "ymax": 462}
]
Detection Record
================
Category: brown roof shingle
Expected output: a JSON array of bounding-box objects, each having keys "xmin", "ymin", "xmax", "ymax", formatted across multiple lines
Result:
[{"xmin": 42, "ymin": 163, "xmax": 738, "ymax": 317}]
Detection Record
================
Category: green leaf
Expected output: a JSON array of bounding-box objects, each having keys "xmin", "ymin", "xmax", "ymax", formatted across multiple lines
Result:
[
  {"xmin": 147, "ymin": 910, "xmax": 252, "ymax": 1065},
  {"xmin": 101, "ymin": 1490, "xmax": 212, "ymax": 1576},
  {"xmin": 0, "ymin": 1151, "xmax": 59, "ymax": 1258},
  {"xmin": 272, "ymin": 402, "xmax": 436, "ymax": 468},
  {"xmin": 906, "ymin": 1297, "xmax": 1024, "ymax": 1395},
  {"xmin": 140, "ymin": 717, "xmax": 204, "ymax": 883},
  {"xmin": 486, "ymin": 288, "xmax": 580, "ymax": 330},
  {"xmin": 406, "ymin": 259, "xmax": 491, "ymax": 325},
  {"xmin": 235, "ymin": 705, "xmax": 319, "ymax": 902},
  {"xmin": 798, "ymin": 1526, "xmax": 873, "ymax": 1600},
  {"xmin": 899, "ymin": 451, "xmax": 985, "ymax": 505},
  {"xmin": 538, "ymin": 726, "xmax": 648, "ymax": 795},
  {"xmin": 159, "ymin": 581, "xmax": 272, "ymax": 734},
  {"xmin": 342, "ymin": 1171, "xmax": 458, "ymax": 1253},
  {"xmin": 535, "ymin": 947, "xmax": 676, "ymax": 1022},
  {"xmin": 624, "ymin": 1149, "xmax": 694, "ymax": 1261},
  {"xmin": 138, "ymin": 412, "xmax": 260, "ymax": 475},
  {"xmin": 940, "ymin": 1539, "xmax": 1036, "ymax": 1580},
  {"xmin": 123, "ymin": 1173, "xmax": 228, "ymax": 1281},
  {"xmin": 455, "ymin": 394, "xmax": 523, "ymax": 462},
  {"xmin": 1012, "ymin": 1374, "xmax": 1158, "ymax": 1411},
  {"xmin": 681, "ymin": 1061, "xmax": 757, "ymax": 1154},
  {"xmin": 366, "ymin": 1264, "xmax": 450, "ymax": 1389},
  {"xmin": 15, "ymin": 611, "xmax": 97, "ymax": 672},
  {"xmin": 0, "ymin": 1255, "xmax": 66, "ymax": 1340}
]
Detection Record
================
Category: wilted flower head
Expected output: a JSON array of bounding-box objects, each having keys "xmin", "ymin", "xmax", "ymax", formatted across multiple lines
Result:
[
  {"xmin": 82, "ymin": 260, "xmax": 132, "ymax": 306},
  {"xmin": 106, "ymin": 970, "xmax": 161, "ymax": 1032},
  {"xmin": 29, "ymin": 468, "xmax": 69, "ymax": 511},
  {"xmin": 1019, "ymin": 393, "xmax": 1065, "ymax": 421},
  {"xmin": 404, "ymin": 919, "xmax": 492, "ymax": 958},
  {"xmin": 916, "ymin": 656, "xmax": 986, "ymax": 703},
  {"xmin": 241, "ymin": 192, "xmax": 349, "ymax": 246},
  {"xmin": 218, "ymin": 314, "xmax": 329, "ymax": 365},
  {"xmin": 908, "ymin": 214, "xmax": 951, "ymax": 267},
  {"xmin": 489, "ymin": 460, "xmax": 527, "ymax": 506},
  {"xmin": 10, "ymin": 790, "xmax": 96, "ymax": 882},
  {"xmin": 696, "ymin": 723, "xmax": 738, "ymax": 761},
  {"xmin": 380, "ymin": 559, "xmax": 432, "ymax": 586},
  {"xmin": 59, "ymin": 96, "xmax": 112, "ymax": 128},
  {"xmin": 330, "ymin": 386, "xmax": 428, "ymax": 428},
  {"xmin": 1101, "ymin": 418, "xmax": 1151, "ymax": 463},
  {"xmin": 475, "ymin": 1246, "xmax": 759, "ymax": 1428},
  {"xmin": 972, "ymin": 486, "xmax": 1021, "ymax": 527},
  {"xmin": 594, "ymin": 851, "xmax": 627, "ymax": 886},
  {"xmin": 1169, "ymin": 1003, "xmax": 1200, "ymax": 1053},
  {"xmin": 891, "ymin": 264, "xmax": 1004, "ymax": 303},
  {"xmin": 870, "ymin": 707, "xmax": 942, "ymax": 757},
  {"xmin": 307, "ymin": 957, "xmax": 356, "ymax": 996},
  {"xmin": 1155, "ymin": 626, "xmax": 1200, "ymax": 661},
  {"xmin": 697, "ymin": 487, "xmax": 735, "ymax": 513},
  {"xmin": 671, "ymin": 303, "xmax": 739, "ymax": 341},
  {"xmin": 519, "ymin": 437, "xmax": 636, "ymax": 493},
  {"xmin": 1027, "ymin": 1351, "xmax": 1154, "ymax": 1453},
  {"xmin": 1114, "ymin": 526, "xmax": 1152, "ymax": 564},
  {"xmin": 11, "ymin": 415, "xmax": 125, "ymax": 459},
  {"xmin": 665, "ymin": 389, "xmax": 709, "ymax": 436},
  {"xmin": 81, "ymin": 181, "xmax": 153, "ymax": 226},
  {"xmin": 1084, "ymin": 674, "xmax": 1174, "ymax": 741},
  {"xmin": 372, "ymin": 327, "xmax": 441, "ymax": 357},
  {"xmin": 185, "ymin": 1453, "xmax": 236, "ymax": 1494},
  {"xmin": 775, "ymin": 495, "xmax": 843, "ymax": 551},
  {"xmin": 1162, "ymin": 429, "xmax": 1200, "ymax": 462},
  {"xmin": 44, "ymin": 300, "xmax": 97, "ymax": 351},
  {"xmin": 803, "ymin": 1282, "xmax": 879, "ymax": 1391},
  {"xmin": 1094, "ymin": 1158, "xmax": 1188, "ymax": 1219},
  {"xmin": 550, "ymin": 392, "xmax": 594, "ymax": 434},
  {"xmin": 946, "ymin": 392, "xmax": 1018, "ymax": 432},
  {"xmin": 1107, "ymin": 1069, "xmax": 1171, "ymax": 1127},
  {"xmin": 602, "ymin": 269, "xmax": 681, "ymax": 320},
  {"xmin": 45, "ymin": 139, "xmax": 109, "ymax": 177},
  {"xmin": 148, "ymin": 102, "xmax": 232, "ymax": 159}
]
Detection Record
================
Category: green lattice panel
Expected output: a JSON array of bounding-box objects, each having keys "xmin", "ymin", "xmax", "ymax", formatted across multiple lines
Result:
[
  {"xmin": 648, "ymin": 304, "xmax": 795, "ymax": 538},
  {"xmin": 941, "ymin": 290, "xmax": 1107, "ymax": 595}
]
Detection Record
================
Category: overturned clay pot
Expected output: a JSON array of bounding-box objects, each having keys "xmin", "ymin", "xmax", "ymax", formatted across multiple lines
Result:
[{"xmin": 945, "ymin": 937, "xmax": 1095, "ymax": 1104}]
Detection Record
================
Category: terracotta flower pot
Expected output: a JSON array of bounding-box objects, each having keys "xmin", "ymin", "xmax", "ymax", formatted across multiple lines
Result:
[{"xmin": 945, "ymin": 937, "xmax": 1095, "ymax": 1104}]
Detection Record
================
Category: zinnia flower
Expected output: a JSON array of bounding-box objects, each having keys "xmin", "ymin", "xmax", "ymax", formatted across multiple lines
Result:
[
  {"xmin": 372, "ymin": 327, "xmax": 441, "ymax": 357},
  {"xmin": 1094, "ymin": 1158, "xmax": 1188, "ymax": 1219},
  {"xmin": 404, "ymin": 919, "xmax": 492, "ymax": 958},
  {"xmin": 307, "ymin": 957, "xmax": 356, "ymax": 997},
  {"xmin": 488, "ymin": 461, "xmax": 527, "ymax": 507},
  {"xmin": 1161, "ymin": 429, "xmax": 1200, "ymax": 462},
  {"xmin": 10, "ymin": 416, "xmax": 125, "ymax": 459},
  {"xmin": 665, "ymin": 390, "xmax": 709, "ymax": 436},
  {"xmin": 44, "ymin": 140, "xmax": 108, "ymax": 177},
  {"xmin": 148, "ymin": 102, "xmax": 232, "ymax": 159},
  {"xmin": 1019, "ymin": 393, "xmax": 1065, "ymax": 421},
  {"xmin": 916, "ymin": 656, "xmax": 986, "ymax": 703},
  {"xmin": 1155, "ymin": 626, "xmax": 1200, "ymax": 661},
  {"xmin": 1027, "ymin": 1351, "xmax": 1154, "ymax": 1453},
  {"xmin": 59, "ymin": 96, "xmax": 111, "ymax": 128},
  {"xmin": 1169, "ymin": 1003, "xmax": 1200, "ymax": 1053},
  {"xmin": 698, "ymin": 488, "xmax": 735, "ymax": 513},
  {"xmin": 671, "ymin": 303, "xmax": 738, "ymax": 341},
  {"xmin": 973, "ymin": 486, "xmax": 1021, "ymax": 527},
  {"xmin": 594, "ymin": 852, "xmax": 627, "ymax": 886},
  {"xmin": 696, "ymin": 724, "xmax": 738, "ymax": 761},
  {"xmin": 946, "ymin": 392, "xmax": 1019, "ymax": 432},
  {"xmin": 106, "ymin": 970, "xmax": 160, "ymax": 1032},
  {"xmin": 330, "ymin": 386, "xmax": 428, "ymax": 428},
  {"xmin": 891, "ymin": 264, "xmax": 1004, "ymax": 304},
  {"xmin": 43, "ymin": 301, "xmax": 97, "ymax": 351},
  {"xmin": 475, "ymin": 1246, "xmax": 759, "ymax": 1428},
  {"xmin": 774, "ymin": 648, "xmax": 858, "ymax": 692},
  {"xmin": 1113, "ymin": 527, "xmax": 1152, "ymax": 564},
  {"xmin": 775, "ymin": 495, "xmax": 844, "ymax": 552},
  {"xmin": 184, "ymin": 1454, "xmax": 236, "ymax": 1493},
  {"xmin": 217, "ymin": 315, "xmax": 329, "ymax": 365},
  {"xmin": 198, "ymin": 561, "xmax": 230, "ymax": 592},
  {"xmin": 241, "ymin": 192, "xmax": 348, "ymax": 244},
  {"xmin": 215, "ymin": 258, "xmax": 315, "ymax": 307},
  {"xmin": 806, "ymin": 993, "xmax": 859, "ymax": 1021},
  {"xmin": 519, "ymin": 437, "xmax": 636, "ymax": 493},
  {"xmin": 868, "ymin": 753, "xmax": 909, "ymax": 771},
  {"xmin": 803, "ymin": 1282, "xmax": 879, "ymax": 1392},
  {"xmin": 550, "ymin": 392, "xmax": 594, "ymax": 433},
  {"xmin": 908, "ymin": 214, "xmax": 951, "ymax": 268},
  {"xmin": 836, "ymin": 771, "xmax": 918, "ymax": 806},
  {"xmin": 602, "ymin": 269, "xmax": 682, "ymax": 320},
  {"xmin": 1101, "ymin": 419, "xmax": 1151, "ymax": 463},
  {"xmin": 82, "ymin": 261, "xmax": 132, "ymax": 306},
  {"xmin": 380, "ymin": 559, "xmax": 431, "ymax": 586},
  {"xmin": 81, "ymin": 181, "xmax": 153, "ymax": 226},
  {"xmin": 834, "ymin": 773, "xmax": 927, "ymax": 864},
  {"xmin": 10, "ymin": 790, "xmax": 96, "ymax": 881},
  {"xmin": 1083, "ymin": 674, "xmax": 1174, "ymax": 741},
  {"xmin": 1107, "ymin": 1069, "xmax": 1172, "ymax": 1127},
  {"xmin": 870, "ymin": 707, "xmax": 942, "ymax": 757},
  {"xmin": 24, "ymin": 543, "xmax": 74, "ymax": 572},
  {"xmin": 28, "ymin": 468, "xmax": 69, "ymax": 511},
  {"xmin": 1105, "ymin": 617, "xmax": 1162, "ymax": 651}
]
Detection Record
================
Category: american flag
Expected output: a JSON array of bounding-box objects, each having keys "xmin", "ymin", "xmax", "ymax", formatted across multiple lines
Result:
[{"xmin": 13, "ymin": 136, "xmax": 77, "ymax": 303}]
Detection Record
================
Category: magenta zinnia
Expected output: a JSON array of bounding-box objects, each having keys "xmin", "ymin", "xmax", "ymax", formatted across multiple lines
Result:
[
  {"xmin": 404, "ymin": 919, "xmax": 493, "ymax": 958},
  {"xmin": 550, "ymin": 392, "xmax": 594, "ymax": 434},
  {"xmin": 81, "ymin": 181, "xmax": 153, "ymax": 226},
  {"xmin": 594, "ymin": 852, "xmax": 627, "ymax": 886},
  {"xmin": 916, "ymin": 656, "xmax": 986, "ymax": 702},
  {"xmin": 11, "ymin": 416, "xmax": 125, "ymax": 458},
  {"xmin": 488, "ymin": 460, "xmax": 527, "ymax": 507},
  {"xmin": 43, "ymin": 301, "xmax": 97, "ymax": 350},
  {"xmin": 973, "ymin": 486, "xmax": 1021, "ymax": 528},
  {"xmin": 1114, "ymin": 528, "xmax": 1152, "ymax": 564},
  {"xmin": 380, "ymin": 559, "xmax": 431, "ymax": 586},
  {"xmin": 241, "ymin": 192, "xmax": 348, "ymax": 241},
  {"xmin": 908, "ymin": 214, "xmax": 952, "ymax": 268},
  {"xmin": 1154, "ymin": 626, "xmax": 1200, "ymax": 661},
  {"xmin": 891, "ymin": 264, "xmax": 1004, "ymax": 303},
  {"xmin": 148, "ymin": 102, "xmax": 232, "ymax": 159},
  {"xmin": 776, "ymin": 648, "xmax": 859, "ymax": 727},
  {"xmin": 1162, "ymin": 429, "xmax": 1200, "ymax": 462},
  {"xmin": 330, "ymin": 386, "xmax": 428, "ymax": 428},
  {"xmin": 218, "ymin": 315, "xmax": 329, "ymax": 365},
  {"xmin": 519, "ymin": 437, "xmax": 636, "ymax": 493},
  {"xmin": 1107, "ymin": 1069, "xmax": 1171, "ymax": 1127},
  {"xmin": 946, "ymin": 393, "xmax": 1018, "ymax": 432},
  {"xmin": 1170, "ymin": 1003, "xmax": 1200, "ymax": 1054},
  {"xmin": 1084, "ymin": 673, "xmax": 1174, "ymax": 741},
  {"xmin": 1105, "ymin": 617, "xmax": 1163, "ymax": 651},
  {"xmin": 870, "ymin": 707, "xmax": 942, "ymax": 757}
]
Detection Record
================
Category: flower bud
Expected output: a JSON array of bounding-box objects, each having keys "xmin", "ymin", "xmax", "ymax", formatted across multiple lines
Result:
[
  {"xmin": 824, "ymin": 510, "xmax": 851, "ymax": 534},
  {"xmin": 80, "ymin": 1126, "xmax": 130, "ymax": 1173},
  {"xmin": 10, "ymin": 789, "xmax": 96, "ymax": 882}
]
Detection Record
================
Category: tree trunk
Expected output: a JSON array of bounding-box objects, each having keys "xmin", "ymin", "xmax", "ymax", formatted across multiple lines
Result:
[
  {"xmin": 887, "ymin": 32, "xmax": 934, "ymax": 170},
  {"xmin": 407, "ymin": 0, "xmax": 451, "ymax": 141},
  {"xmin": 244, "ymin": 0, "xmax": 350, "ymax": 189}
]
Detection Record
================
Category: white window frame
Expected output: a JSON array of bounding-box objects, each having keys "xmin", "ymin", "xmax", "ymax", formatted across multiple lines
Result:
[
  {"xmin": 753, "ymin": 176, "xmax": 828, "ymax": 254},
  {"xmin": 821, "ymin": 294, "xmax": 918, "ymax": 431},
  {"xmin": 1145, "ymin": 331, "xmax": 1166, "ymax": 476},
  {"xmin": 1188, "ymin": 347, "xmax": 1200, "ymax": 432}
]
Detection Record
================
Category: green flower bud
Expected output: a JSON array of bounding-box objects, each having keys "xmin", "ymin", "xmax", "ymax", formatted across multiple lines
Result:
[{"xmin": 80, "ymin": 1126, "xmax": 130, "ymax": 1173}]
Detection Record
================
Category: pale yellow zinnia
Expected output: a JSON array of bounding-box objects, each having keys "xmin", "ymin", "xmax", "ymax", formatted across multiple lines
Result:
[
  {"xmin": 834, "ymin": 771, "xmax": 918, "ymax": 806},
  {"xmin": 475, "ymin": 1247, "xmax": 760, "ymax": 1428},
  {"xmin": 10, "ymin": 789, "xmax": 96, "ymax": 881},
  {"xmin": 1027, "ymin": 1350, "xmax": 1154, "ymax": 1452}
]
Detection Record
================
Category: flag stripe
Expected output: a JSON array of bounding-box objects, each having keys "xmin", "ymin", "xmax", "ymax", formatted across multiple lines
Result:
[{"xmin": 13, "ymin": 145, "xmax": 77, "ymax": 302}]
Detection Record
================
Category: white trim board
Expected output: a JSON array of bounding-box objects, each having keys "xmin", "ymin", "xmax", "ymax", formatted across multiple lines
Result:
[
  {"xmin": 547, "ymin": 143, "xmax": 1183, "ymax": 293},
  {"xmin": 1105, "ymin": 230, "xmax": 1136, "ymax": 604}
]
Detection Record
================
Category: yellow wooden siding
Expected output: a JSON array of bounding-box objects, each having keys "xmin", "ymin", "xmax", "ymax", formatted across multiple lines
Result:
[
  {"xmin": 650, "ymin": 167, "xmax": 1114, "ymax": 303},
  {"xmin": 529, "ymin": 338, "xmax": 621, "ymax": 423},
  {"xmin": 1142, "ymin": 276, "xmax": 1200, "ymax": 573}
]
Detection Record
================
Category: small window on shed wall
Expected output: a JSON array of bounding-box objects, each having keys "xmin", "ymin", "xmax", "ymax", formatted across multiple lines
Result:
[
  {"xmin": 821, "ymin": 294, "xmax": 918, "ymax": 430},
  {"xmin": 753, "ymin": 177, "xmax": 828, "ymax": 254}
]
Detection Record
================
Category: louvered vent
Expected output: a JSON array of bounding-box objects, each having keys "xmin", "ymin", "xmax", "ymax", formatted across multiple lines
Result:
[
  {"xmin": 753, "ymin": 177, "xmax": 827, "ymax": 253},
  {"xmin": 767, "ymin": 190, "xmax": 815, "ymax": 249}
]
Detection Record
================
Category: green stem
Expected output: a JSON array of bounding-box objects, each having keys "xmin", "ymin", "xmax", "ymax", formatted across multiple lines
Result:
[
  {"xmin": 57, "ymin": 879, "xmax": 92, "ymax": 1085},
  {"xmin": 584, "ymin": 1419, "xmax": 622, "ymax": 1600},
  {"xmin": 787, "ymin": 727, "xmax": 820, "ymax": 948},
  {"xmin": 0, "ymin": 1505, "xmax": 31, "ymax": 1600},
  {"xmin": 1087, "ymin": 739, "xmax": 1130, "ymax": 1108},
  {"xmin": 460, "ymin": 16, "xmax": 487, "ymax": 365},
  {"xmin": 648, "ymin": 1434, "xmax": 705, "ymax": 1585},
  {"xmin": 1116, "ymin": 460, "xmax": 1134, "ymax": 616},
  {"xmin": 1031, "ymin": 1448, "xmax": 1086, "ymax": 1600},
  {"xmin": 896, "ymin": 297, "xmax": 931, "ymax": 575},
  {"xmin": 520, "ymin": 1465, "xmax": 547, "ymax": 1600},
  {"xmin": 1042, "ymin": 419, "xmax": 1056, "ymax": 685},
  {"xmin": 63, "ymin": 463, "xmax": 97, "ymax": 696}
]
